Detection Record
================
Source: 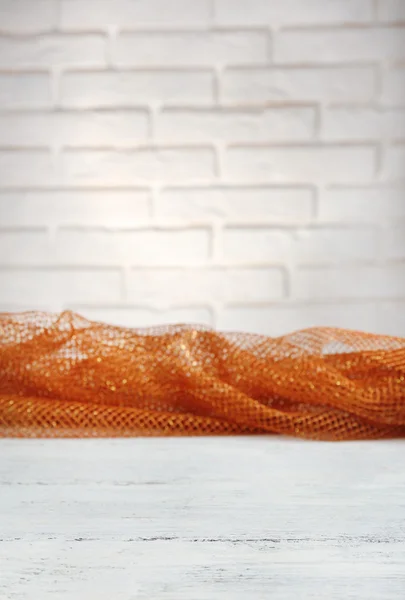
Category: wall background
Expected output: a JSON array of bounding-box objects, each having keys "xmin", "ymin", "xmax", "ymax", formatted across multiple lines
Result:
[{"xmin": 0, "ymin": 0, "xmax": 404, "ymax": 336}]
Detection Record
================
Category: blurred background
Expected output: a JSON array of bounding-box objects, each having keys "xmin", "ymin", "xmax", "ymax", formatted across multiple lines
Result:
[{"xmin": 0, "ymin": 0, "xmax": 404, "ymax": 336}]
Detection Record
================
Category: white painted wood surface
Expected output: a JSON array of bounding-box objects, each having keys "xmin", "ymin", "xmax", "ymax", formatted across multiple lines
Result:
[{"xmin": 0, "ymin": 437, "xmax": 404, "ymax": 599}]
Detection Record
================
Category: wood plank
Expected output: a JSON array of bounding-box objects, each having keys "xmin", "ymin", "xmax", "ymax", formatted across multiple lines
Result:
[{"xmin": 0, "ymin": 437, "xmax": 404, "ymax": 599}]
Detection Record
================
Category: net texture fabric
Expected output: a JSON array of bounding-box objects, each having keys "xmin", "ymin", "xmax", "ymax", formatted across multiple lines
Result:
[{"xmin": 1, "ymin": 310, "xmax": 404, "ymax": 440}]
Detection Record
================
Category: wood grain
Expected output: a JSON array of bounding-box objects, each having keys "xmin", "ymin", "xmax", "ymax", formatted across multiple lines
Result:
[{"xmin": 0, "ymin": 437, "xmax": 404, "ymax": 599}]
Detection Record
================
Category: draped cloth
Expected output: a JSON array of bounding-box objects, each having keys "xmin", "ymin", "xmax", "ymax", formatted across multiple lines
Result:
[{"xmin": 1, "ymin": 310, "xmax": 404, "ymax": 440}]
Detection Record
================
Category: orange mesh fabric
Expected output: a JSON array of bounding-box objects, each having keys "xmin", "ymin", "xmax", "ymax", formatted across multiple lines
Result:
[{"xmin": 0, "ymin": 310, "xmax": 404, "ymax": 440}]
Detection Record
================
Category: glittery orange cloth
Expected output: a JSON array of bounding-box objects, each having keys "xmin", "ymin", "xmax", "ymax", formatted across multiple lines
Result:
[{"xmin": 0, "ymin": 310, "xmax": 404, "ymax": 440}]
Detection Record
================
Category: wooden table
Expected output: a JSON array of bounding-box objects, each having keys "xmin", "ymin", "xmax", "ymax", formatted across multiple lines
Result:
[{"xmin": 0, "ymin": 437, "xmax": 404, "ymax": 599}]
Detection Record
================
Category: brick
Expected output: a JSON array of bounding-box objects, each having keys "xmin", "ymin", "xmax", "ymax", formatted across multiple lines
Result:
[
  {"xmin": 0, "ymin": 0, "xmax": 57, "ymax": 33},
  {"xmin": 0, "ymin": 230, "xmax": 50, "ymax": 264},
  {"xmin": 0, "ymin": 151, "xmax": 55, "ymax": 187},
  {"xmin": 221, "ymin": 226, "xmax": 376, "ymax": 266},
  {"xmin": 381, "ymin": 145, "xmax": 405, "ymax": 182},
  {"xmin": 224, "ymin": 145, "xmax": 376, "ymax": 184},
  {"xmin": 54, "ymin": 228, "xmax": 210, "ymax": 265},
  {"xmin": 217, "ymin": 303, "xmax": 378, "ymax": 336},
  {"xmin": 0, "ymin": 73, "xmax": 51, "ymax": 109},
  {"xmin": 112, "ymin": 32, "xmax": 268, "ymax": 68},
  {"xmin": 0, "ymin": 191, "xmax": 150, "ymax": 227},
  {"xmin": 71, "ymin": 306, "xmax": 213, "ymax": 328},
  {"xmin": 381, "ymin": 68, "xmax": 405, "ymax": 107},
  {"xmin": 322, "ymin": 109, "xmax": 405, "ymax": 141},
  {"xmin": 156, "ymin": 108, "xmax": 315, "ymax": 143},
  {"xmin": 377, "ymin": 0, "xmax": 405, "ymax": 21},
  {"xmin": 0, "ymin": 302, "xmax": 35, "ymax": 312},
  {"xmin": 0, "ymin": 111, "xmax": 149, "ymax": 148},
  {"xmin": 221, "ymin": 66, "xmax": 376, "ymax": 106},
  {"xmin": 157, "ymin": 186, "xmax": 314, "ymax": 222},
  {"xmin": 60, "ymin": 70, "xmax": 214, "ymax": 108},
  {"xmin": 319, "ymin": 187, "xmax": 405, "ymax": 221},
  {"xmin": 0, "ymin": 35, "xmax": 106, "ymax": 69},
  {"xmin": 275, "ymin": 27, "xmax": 405, "ymax": 63},
  {"xmin": 295, "ymin": 265, "xmax": 405, "ymax": 300},
  {"xmin": 215, "ymin": 0, "xmax": 374, "ymax": 26},
  {"xmin": 60, "ymin": 148, "xmax": 215, "ymax": 186},
  {"xmin": 60, "ymin": 0, "xmax": 211, "ymax": 30},
  {"xmin": 0, "ymin": 268, "xmax": 122, "ymax": 307},
  {"xmin": 222, "ymin": 228, "xmax": 290, "ymax": 263},
  {"xmin": 376, "ymin": 302, "xmax": 405, "ymax": 337},
  {"xmin": 380, "ymin": 226, "xmax": 405, "ymax": 259},
  {"xmin": 127, "ymin": 268, "xmax": 284, "ymax": 304},
  {"xmin": 292, "ymin": 227, "xmax": 376, "ymax": 264}
]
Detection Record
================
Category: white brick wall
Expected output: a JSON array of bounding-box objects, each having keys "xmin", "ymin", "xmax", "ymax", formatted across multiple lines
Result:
[{"xmin": 0, "ymin": 0, "xmax": 404, "ymax": 336}]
